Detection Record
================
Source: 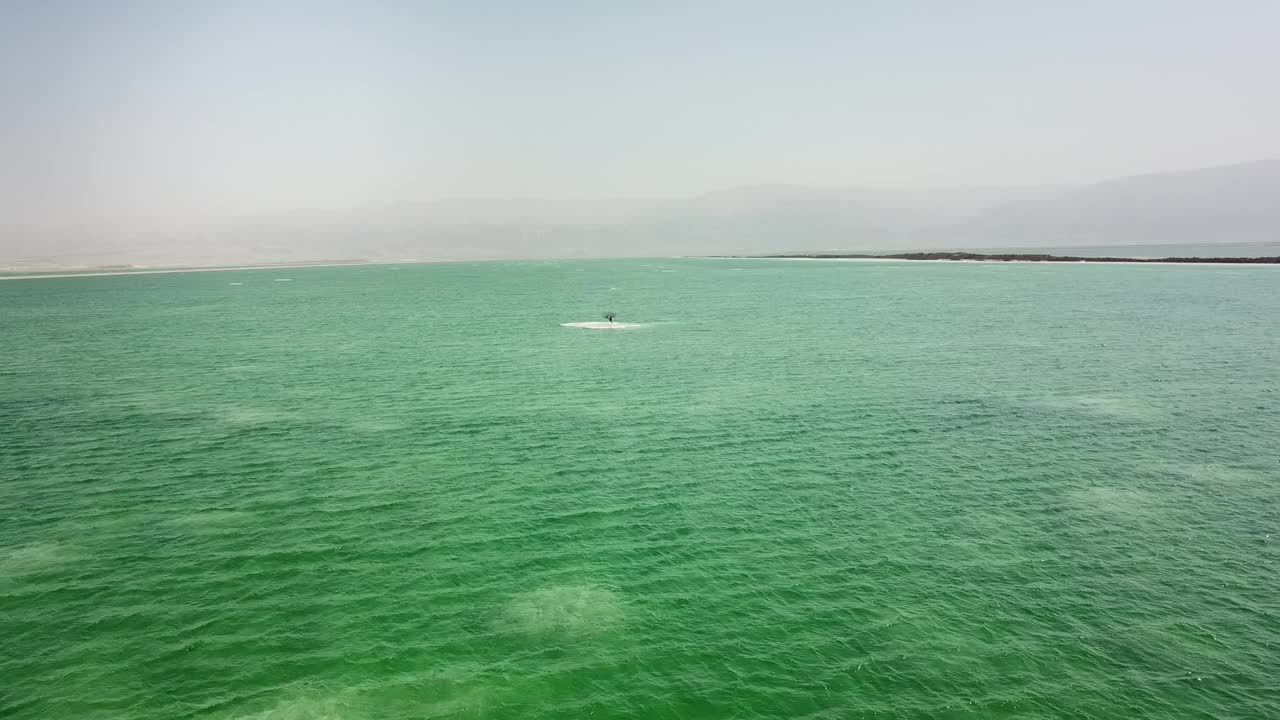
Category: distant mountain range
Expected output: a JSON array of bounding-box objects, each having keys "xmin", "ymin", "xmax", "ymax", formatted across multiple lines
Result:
[{"xmin": 4, "ymin": 159, "xmax": 1278, "ymax": 269}]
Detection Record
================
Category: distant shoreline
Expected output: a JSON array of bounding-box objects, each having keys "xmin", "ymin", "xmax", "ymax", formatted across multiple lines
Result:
[
  {"xmin": 730, "ymin": 252, "xmax": 1280, "ymax": 265},
  {"xmin": 0, "ymin": 259, "xmax": 450, "ymax": 281}
]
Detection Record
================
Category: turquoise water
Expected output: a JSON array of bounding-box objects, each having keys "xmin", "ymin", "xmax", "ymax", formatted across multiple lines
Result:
[{"xmin": 2, "ymin": 258, "xmax": 1278, "ymax": 719}]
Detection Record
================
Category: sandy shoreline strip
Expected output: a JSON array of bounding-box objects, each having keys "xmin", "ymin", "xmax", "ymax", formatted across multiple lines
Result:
[{"xmin": 0, "ymin": 259, "xmax": 450, "ymax": 281}]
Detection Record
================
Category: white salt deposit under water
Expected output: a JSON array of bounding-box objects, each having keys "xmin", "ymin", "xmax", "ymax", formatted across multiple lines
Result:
[{"xmin": 560, "ymin": 322, "xmax": 644, "ymax": 330}]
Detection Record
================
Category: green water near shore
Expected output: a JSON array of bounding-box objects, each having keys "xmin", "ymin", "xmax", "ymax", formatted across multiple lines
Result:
[{"xmin": 2, "ymin": 259, "xmax": 1277, "ymax": 718}]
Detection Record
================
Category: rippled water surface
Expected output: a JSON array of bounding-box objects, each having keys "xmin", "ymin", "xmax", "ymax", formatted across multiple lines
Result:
[{"xmin": 2, "ymin": 259, "xmax": 1278, "ymax": 719}]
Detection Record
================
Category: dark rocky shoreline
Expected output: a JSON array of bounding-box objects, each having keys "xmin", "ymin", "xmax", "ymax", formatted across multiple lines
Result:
[{"xmin": 751, "ymin": 252, "xmax": 1280, "ymax": 264}]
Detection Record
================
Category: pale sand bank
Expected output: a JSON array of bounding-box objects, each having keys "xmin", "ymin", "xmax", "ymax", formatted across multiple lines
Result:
[{"xmin": 0, "ymin": 259, "xmax": 451, "ymax": 281}]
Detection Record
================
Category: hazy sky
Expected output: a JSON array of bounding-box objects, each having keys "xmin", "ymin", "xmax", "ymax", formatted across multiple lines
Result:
[{"xmin": 2, "ymin": 0, "xmax": 1278, "ymax": 227}]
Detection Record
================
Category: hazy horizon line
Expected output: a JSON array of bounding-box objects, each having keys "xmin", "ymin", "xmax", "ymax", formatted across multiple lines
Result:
[{"xmin": 7, "ymin": 156, "xmax": 1277, "ymax": 236}]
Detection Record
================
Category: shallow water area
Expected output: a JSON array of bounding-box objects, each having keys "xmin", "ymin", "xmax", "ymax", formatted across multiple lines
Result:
[{"xmin": 501, "ymin": 585, "xmax": 624, "ymax": 637}]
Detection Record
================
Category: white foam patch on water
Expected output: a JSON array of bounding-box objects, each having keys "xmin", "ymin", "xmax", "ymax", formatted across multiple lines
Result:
[
  {"xmin": 229, "ymin": 282, "xmax": 245, "ymax": 285},
  {"xmin": 1071, "ymin": 397, "xmax": 1154, "ymax": 417},
  {"xmin": 560, "ymin": 322, "xmax": 644, "ymax": 330},
  {"xmin": 1066, "ymin": 486, "xmax": 1157, "ymax": 515},
  {"xmin": 0, "ymin": 542, "xmax": 77, "ymax": 577},
  {"xmin": 226, "ymin": 678, "xmax": 494, "ymax": 719},
  {"xmin": 273, "ymin": 278, "xmax": 292, "ymax": 282},
  {"xmin": 501, "ymin": 585, "xmax": 623, "ymax": 635},
  {"xmin": 229, "ymin": 694, "xmax": 360, "ymax": 720},
  {"xmin": 1175, "ymin": 463, "xmax": 1263, "ymax": 486}
]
